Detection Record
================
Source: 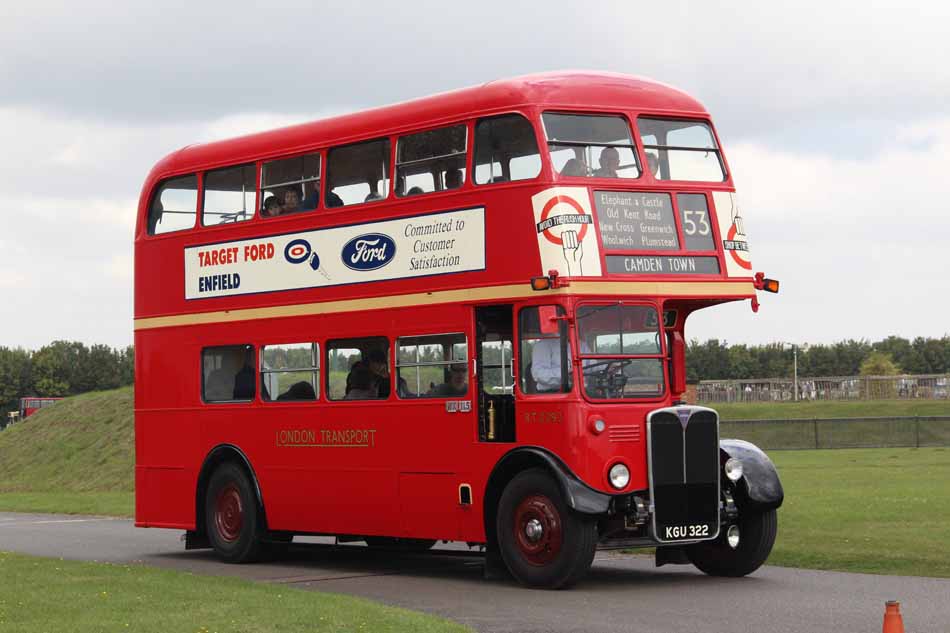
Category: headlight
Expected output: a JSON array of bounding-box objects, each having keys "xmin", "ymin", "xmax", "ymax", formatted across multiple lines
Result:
[
  {"xmin": 608, "ymin": 463, "xmax": 630, "ymax": 489},
  {"xmin": 590, "ymin": 419, "xmax": 606, "ymax": 434},
  {"xmin": 724, "ymin": 457, "xmax": 743, "ymax": 482}
]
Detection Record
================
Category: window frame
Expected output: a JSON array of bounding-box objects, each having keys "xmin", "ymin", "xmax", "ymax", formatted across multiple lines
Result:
[
  {"xmin": 636, "ymin": 116, "xmax": 728, "ymax": 183},
  {"xmin": 472, "ymin": 111, "xmax": 543, "ymax": 187},
  {"xmin": 574, "ymin": 301, "xmax": 668, "ymax": 402},
  {"xmin": 200, "ymin": 162, "xmax": 258, "ymax": 227},
  {"xmin": 260, "ymin": 151, "xmax": 323, "ymax": 219},
  {"xmin": 325, "ymin": 336, "xmax": 391, "ymax": 402},
  {"xmin": 395, "ymin": 332, "xmax": 469, "ymax": 399},
  {"xmin": 395, "ymin": 124, "xmax": 469, "ymax": 198},
  {"xmin": 147, "ymin": 172, "xmax": 200, "ymax": 236},
  {"xmin": 540, "ymin": 111, "xmax": 641, "ymax": 181},
  {"xmin": 260, "ymin": 342, "xmax": 320, "ymax": 402},
  {"xmin": 325, "ymin": 137, "xmax": 393, "ymax": 209},
  {"xmin": 518, "ymin": 304, "xmax": 573, "ymax": 396},
  {"xmin": 201, "ymin": 344, "xmax": 256, "ymax": 404}
]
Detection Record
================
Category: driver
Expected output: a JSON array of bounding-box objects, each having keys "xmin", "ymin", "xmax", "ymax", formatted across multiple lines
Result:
[{"xmin": 531, "ymin": 338, "xmax": 590, "ymax": 392}]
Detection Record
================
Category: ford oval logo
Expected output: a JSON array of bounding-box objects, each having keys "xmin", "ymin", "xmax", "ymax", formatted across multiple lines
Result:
[{"xmin": 341, "ymin": 233, "xmax": 396, "ymax": 271}]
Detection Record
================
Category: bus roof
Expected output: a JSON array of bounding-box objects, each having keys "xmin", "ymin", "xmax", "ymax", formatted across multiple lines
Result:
[{"xmin": 149, "ymin": 71, "xmax": 709, "ymax": 179}]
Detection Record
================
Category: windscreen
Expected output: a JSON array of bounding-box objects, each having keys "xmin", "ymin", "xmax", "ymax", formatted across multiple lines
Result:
[{"xmin": 576, "ymin": 304, "xmax": 665, "ymax": 399}]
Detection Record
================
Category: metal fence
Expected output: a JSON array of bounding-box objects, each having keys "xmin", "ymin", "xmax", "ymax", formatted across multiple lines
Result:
[
  {"xmin": 697, "ymin": 374, "xmax": 950, "ymax": 404},
  {"xmin": 720, "ymin": 416, "xmax": 950, "ymax": 450}
]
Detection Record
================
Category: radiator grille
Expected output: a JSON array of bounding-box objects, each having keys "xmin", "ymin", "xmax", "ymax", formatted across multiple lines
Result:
[{"xmin": 648, "ymin": 407, "xmax": 720, "ymax": 543}]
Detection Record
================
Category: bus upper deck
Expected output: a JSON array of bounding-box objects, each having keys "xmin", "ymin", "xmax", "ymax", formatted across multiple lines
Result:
[{"xmin": 134, "ymin": 72, "xmax": 762, "ymax": 329}]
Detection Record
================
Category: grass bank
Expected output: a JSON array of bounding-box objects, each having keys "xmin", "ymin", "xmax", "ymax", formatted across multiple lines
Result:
[
  {"xmin": 0, "ymin": 387, "xmax": 134, "ymax": 516},
  {"xmin": 0, "ymin": 551, "xmax": 469, "ymax": 632}
]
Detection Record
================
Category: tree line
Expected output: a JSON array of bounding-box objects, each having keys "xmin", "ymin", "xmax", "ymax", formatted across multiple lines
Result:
[
  {"xmin": 687, "ymin": 336, "xmax": 950, "ymax": 382},
  {"xmin": 0, "ymin": 341, "xmax": 134, "ymax": 413}
]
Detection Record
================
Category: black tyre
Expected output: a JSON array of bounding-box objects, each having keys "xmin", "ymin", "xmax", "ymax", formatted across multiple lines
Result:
[
  {"xmin": 496, "ymin": 468, "xmax": 597, "ymax": 589},
  {"xmin": 205, "ymin": 462, "xmax": 265, "ymax": 563},
  {"xmin": 364, "ymin": 537, "xmax": 437, "ymax": 552},
  {"xmin": 686, "ymin": 508, "xmax": 777, "ymax": 577}
]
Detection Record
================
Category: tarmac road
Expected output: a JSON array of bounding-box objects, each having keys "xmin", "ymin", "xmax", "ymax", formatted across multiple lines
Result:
[{"xmin": 2, "ymin": 511, "xmax": 948, "ymax": 633}]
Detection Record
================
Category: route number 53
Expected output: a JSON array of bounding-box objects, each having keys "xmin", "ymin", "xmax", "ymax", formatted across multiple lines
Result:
[{"xmin": 683, "ymin": 210, "xmax": 710, "ymax": 236}]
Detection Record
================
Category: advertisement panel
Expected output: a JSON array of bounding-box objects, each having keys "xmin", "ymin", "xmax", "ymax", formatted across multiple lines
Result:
[{"xmin": 184, "ymin": 207, "xmax": 485, "ymax": 299}]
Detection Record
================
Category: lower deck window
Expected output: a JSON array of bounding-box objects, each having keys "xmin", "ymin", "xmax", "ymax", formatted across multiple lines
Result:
[
  {"xmin": 261, "ymin": 343, "xmax": 319, "ymax": 401},
  {"xmin": 396, "ymin": 333, "xmax": 468, "ymax": 398},
  {"xmin": 327, "ymin": 337, "xmax": 390, "ymax": 401},
  {"xmin": 203, "ymin": 345, "xmax": 255, "ymax": 402}
]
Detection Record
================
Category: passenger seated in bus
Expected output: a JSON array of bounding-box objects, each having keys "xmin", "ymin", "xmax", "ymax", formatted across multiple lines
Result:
[
  {"xmin": 367, "ymin": 349, "xmax": 394, "ymax": 398},
  {"xmin": 283, "ymin": 187, "xmax": 302, "ymax": 213},
  {"xmin": 345, "ymin": 365, "xmax": 378, "ymax": 400},
  {"xmin": 444, "ymin": 169, "xmax": 463, "ymax": 190},
  {"xmin": 326, "ymin": 190, "xmax": 344, "ymax": 208},
  {"xmin": 406, "ymin": 186, "xmax": 424, "ymax": 196},
  {"xmin": 646, "ymin": 152, "xmax": 659, "ymax": 177},
  {"xmin": 560, "ymin": 158, "xmax": 587, "ymax": 177},
  {"xmin": 278, "ymin": 380, "xmax": 316, "ymax": 401},
  {"xmin": 364, "ymin": 191, "xmax": 383, "ymax": 202},
  {"xmin": 430, "ymin": 363, "xmax": 468, "ymax": 396},
  {"xmin": 233, "ymin": 356, "xmax": 256, "ymax": 400},
  {"xmin": 593, "ymin": 147, "xmax": 620, "ymax": 178},
  {"xmin": 262, "ymin": 195, "xmax": 281, "ymax": 218},
  {"xmin": 301, "ymin": 182, "xmax": 319, "ymax": 210},
  {"xmin": 204, "ymin": 368, "xmax": 233, "ymax": 401}
]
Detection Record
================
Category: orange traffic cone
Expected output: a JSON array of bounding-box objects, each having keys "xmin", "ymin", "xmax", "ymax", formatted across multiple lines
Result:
[{"xmin": 882, "ymin": 600, "xmax": 905, "ymax": 633}]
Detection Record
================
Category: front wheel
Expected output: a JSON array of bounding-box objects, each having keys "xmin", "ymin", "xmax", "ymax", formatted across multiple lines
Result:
[
  {"xmin": 686, "ymin": 508, "xmax": 777, "ymax": 577},
  {"xmin": 205, "ymin": 462, "xmax": 265, "ymax": 563},
  {"xmin": 496, "ymin": 468, "xmax": 597, "ymax": 589}
]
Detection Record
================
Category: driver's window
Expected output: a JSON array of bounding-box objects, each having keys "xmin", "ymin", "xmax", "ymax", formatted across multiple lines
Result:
[{"xmin": 519, "ymin": 305, "xmax": 572, "ymax": 394}]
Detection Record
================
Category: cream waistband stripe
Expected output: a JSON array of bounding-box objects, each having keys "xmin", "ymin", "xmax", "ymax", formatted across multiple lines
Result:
[{"xmin": 133, "ymin": 281, "xmax": 755, "ymax": 330}]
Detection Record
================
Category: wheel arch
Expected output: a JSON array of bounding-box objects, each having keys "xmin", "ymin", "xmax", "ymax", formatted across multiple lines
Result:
[
  {"xmin": 195, "ymin": 444, "xmax": 268, "ymax": 536},
  {"xmin": 483, "ymin": 446, "xmax": 610, "ymax": 549},
  {"xmin": 720, "ymin": 439, "xmax": 784, "ymax": 511}
]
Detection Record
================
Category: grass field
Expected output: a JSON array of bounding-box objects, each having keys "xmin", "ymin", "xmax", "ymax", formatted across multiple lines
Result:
[
  {"xmin": 767, "ymin": 447, "xmax": 950, "ymax": 577},
  {"xmin": 713, "ymin": 399, "xmax": 950, "ymax": 420},
  {"xmin": 0, "ymin": 551, "xmax": 469, "ymax": 633}
]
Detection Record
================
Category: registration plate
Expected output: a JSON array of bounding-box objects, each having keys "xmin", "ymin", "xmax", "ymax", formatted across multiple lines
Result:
[{"xmin": 664, "ymin": 523, "xmax": 711, "ymax": 540}]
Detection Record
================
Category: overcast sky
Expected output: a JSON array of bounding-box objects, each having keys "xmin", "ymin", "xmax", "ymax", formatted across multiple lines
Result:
[{"xmin": 1, "ymin": 1, "xmax": 948, "ymax": 349}]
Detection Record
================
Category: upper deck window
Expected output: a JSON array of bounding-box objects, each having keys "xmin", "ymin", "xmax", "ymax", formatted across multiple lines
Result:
[
  {"xmin": 148, "ymin": 174, "xmax": 198, "ymax": 235},
  {"xmin": 542, "ymin": 113, "xmax": 639, "ymax": 179},
  {"xmin": 262, "ymin": 153, "xmax": 321, "ymax": 218},
  {"xmin": 396, "ymin": 125, "xmax": 467, "ymax": 196},
  {"xmin": 638, "ymin": 118, "xmax": 725, "ymax": 182},
  {"xmin": 326, "ymin": 139, "xmax": 391, "ymax": 207},
  {"xmin": 202, "ymin": 164, "xmax": 255, "ymax": 226},
  {"xmin": 473, "ymin": 114, "xmax": 541, "ymax": 185}
]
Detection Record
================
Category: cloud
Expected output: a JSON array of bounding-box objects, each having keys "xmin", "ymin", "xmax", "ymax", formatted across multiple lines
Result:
[
  {"xmin": 688, "ymin": 116, "xmax": 950, "ymax": 345},
  {"xmin": 2, "ymin": 1, "xmax": 947, "ymax": 142}
]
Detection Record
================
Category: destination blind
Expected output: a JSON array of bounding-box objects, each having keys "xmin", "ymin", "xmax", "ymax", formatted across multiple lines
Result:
[{"xmin": 594, "ymin": 191, "xmax": 721, "ymax": 275}]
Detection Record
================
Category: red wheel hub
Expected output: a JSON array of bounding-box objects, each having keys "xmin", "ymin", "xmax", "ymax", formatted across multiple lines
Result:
[
  {"xmin": 214, "ymin": 483, "xmax": 243, "ymax": 543},
  {"xmin": 513, "ymin": 494, "xmax": 563, "ymax": 566}
]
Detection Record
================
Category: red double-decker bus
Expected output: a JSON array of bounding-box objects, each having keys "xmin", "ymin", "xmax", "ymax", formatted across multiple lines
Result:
[
  {"xmin": 134, "ymin": 72, "xmax": 783, "ymax": 588},
  {"xmin": 20, "ymin": 397, "xmax": 63, "ymax": 419}
]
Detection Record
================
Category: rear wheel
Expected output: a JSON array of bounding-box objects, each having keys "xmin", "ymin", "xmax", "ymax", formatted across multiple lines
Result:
[
  {"xmin": 686, "ymin": 508, "xmax": 777, "ymax": 577},
  {"xmin": 496, "ymin": 468, "xmax": 597, "ymax": 589},
  {"xmin": 205, "ymin": 462, "xmax": 265, "ymax": 563}
]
